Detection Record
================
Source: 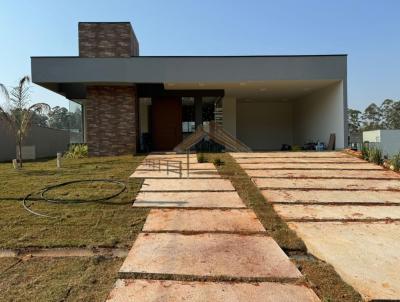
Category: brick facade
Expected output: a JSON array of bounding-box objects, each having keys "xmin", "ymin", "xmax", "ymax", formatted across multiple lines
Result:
[
  {"xmin": 79, "ymin": 22, "xmax": 139, "ymax": 58},
  {"xmin": 85, "ymin": 86, "xmax": 137, "ymax": 156},
  {"xmin": 80, "ymin": 22, "xmax": 140, "ymax": 156}
]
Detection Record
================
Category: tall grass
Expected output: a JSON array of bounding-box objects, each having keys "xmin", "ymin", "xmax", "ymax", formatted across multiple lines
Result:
[
  {"xmin": 390, "ymin": 152, "xmax": 400, "ymax": 171},
  {"xmin": 368, "ymin": 147, "xmax": 383, "ymax": 165}
]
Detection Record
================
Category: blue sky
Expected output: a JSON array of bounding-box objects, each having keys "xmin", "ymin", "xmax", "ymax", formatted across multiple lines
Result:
[{"xmin": 0, "ymin": 0, "xmax": 399, "ymax": 110}]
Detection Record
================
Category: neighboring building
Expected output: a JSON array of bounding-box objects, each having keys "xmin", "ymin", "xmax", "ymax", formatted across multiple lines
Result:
[
  {"xmin": 349, "ymin": 132, "xmax": 362, "ymax": 150},
  {"xmin": 363, "ymin": 129, "xmax": 400, "ymax": 158},
  {"xmin": 0, "ymin": 120, "xmax": 69, "ymax": 162},
  {"xmin": 31, "ymin": 22, "xmax": 348, "ymax": 156}
]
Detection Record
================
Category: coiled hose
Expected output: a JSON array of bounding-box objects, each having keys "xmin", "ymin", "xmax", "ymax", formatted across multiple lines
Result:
[{"xmin": 22, "ymin": 179, "xmax": 127, "ymax": 219}]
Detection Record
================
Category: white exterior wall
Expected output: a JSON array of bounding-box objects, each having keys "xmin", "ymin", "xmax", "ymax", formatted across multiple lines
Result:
[
  {"xmin": 222, "ymin": 96, "xmax": 236, "ymax": 137},
  {"xmin": 363, "ymin": 130, "xmax": 400, "ymax": 158},
  {"xmin": 293, "ymin": 82, "xmax": 345, "ymax": 148},
  {"xmin": 236, "ymin": 100, "xmax": 293, "ymax": 150}
]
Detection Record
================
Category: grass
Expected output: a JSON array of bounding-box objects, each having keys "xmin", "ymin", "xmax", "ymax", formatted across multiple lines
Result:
[
  {"xmin": 205, "ymin": 152, "xmax": 362, "ymax": 302},
  {"xmin": 0, "ymin": 155, "xmax": 148, "ymax": 249},
  {"xmin": 0, "ymin": 155, "xmax": 149, "ymax": 302},
  {"xmin": 295, "ymin": 259, "xmax": 363, "ymax": 302},
  {"xmin": 0, "ymin": 257, "xmax": 123, "ymax": 302}
]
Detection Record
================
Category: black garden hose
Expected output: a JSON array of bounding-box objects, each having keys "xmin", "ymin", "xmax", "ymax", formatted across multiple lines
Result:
[{"xmin": 22, "ymin": 179, "xmax": 127, "ymax": 219}]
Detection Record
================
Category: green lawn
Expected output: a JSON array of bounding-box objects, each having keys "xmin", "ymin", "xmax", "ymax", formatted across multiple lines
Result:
[
  {"xmin": 0, "ymin": 155, "xmax": 148, "ymax": 249},
  {"xmin": 0, "ymin": 155, "xmax": 148, "ymax": 302},
  {"xmin": 0, "ymin": 257, "xmax": 123, "ymax": 302}
]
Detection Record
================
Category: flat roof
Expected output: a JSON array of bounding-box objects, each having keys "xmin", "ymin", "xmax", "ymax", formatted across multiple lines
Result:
[
  {"xmin": 31, "ymin": 55, "xmax": 347, "ymax": 99},
  {"xmin": 31, "ymin": 54, "xmax": 347, "ymax": 59}
]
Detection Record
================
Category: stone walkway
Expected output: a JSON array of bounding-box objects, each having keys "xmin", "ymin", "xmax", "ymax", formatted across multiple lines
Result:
[
  {"xmin": 233, "ymin": 151, "xmax": 400, "ymax": 301},
  {"xmin": 106, "ymin": 153, "xmax": 320, "ymax": 301}
]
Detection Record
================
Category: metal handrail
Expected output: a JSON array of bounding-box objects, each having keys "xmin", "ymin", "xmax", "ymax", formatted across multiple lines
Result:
[{"xmin": 144, "ymin": 159, "xmax": 183, "ymax": 178}]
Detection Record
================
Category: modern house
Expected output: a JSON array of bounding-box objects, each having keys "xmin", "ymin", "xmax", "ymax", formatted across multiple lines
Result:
[{"xmin": 31, "ymin": 22, "xmax": 348, "ymax": 156}]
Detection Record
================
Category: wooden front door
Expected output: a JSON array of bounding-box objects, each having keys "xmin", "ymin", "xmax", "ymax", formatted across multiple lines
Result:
[{"xmin": 151, "ymin": 97, "xmax": 182, "ymax": 151}]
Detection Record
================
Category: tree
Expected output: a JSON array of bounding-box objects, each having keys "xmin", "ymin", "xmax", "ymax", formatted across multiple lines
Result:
[
  {"xmin": 380, "ymin": 99, "xmax": 400, "ymax": 129},
  {"xmin": 30, "ymin": 111, "xmax": 49, "ymax": 127},
  {"xmin": 348, "ymin": 108, "xmax": 362, "ymax": 133},
  {"xmin": 68, "ymin": 107, "xmax": 82, "ymax": 130},
  {"xmin": 48, "ymin": 106, "xmax": 69, "ymax": 129},
  {"xmin": 0, "ymin": 76, "xmax": 50, "ymax": 167},
  {"xmin": 361, "ymin": 103, "xmax": 382, "ymax": 130}
]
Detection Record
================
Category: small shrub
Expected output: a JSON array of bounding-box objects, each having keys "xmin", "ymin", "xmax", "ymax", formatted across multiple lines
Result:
[
  {"xmin": 361, "ymin": 144, "xmax": 369, "ymax": 160},
  {"xmin": 197, "ymin": 153, "xmax": 207, "ymax": 163},
  {"xmin": 368, "ymin": 147, "xmax": 382, "ymax": 165},
  {"xmin": 390, "ymin": 152, "xmax": 400, "ymax": 171},
  {"xmin": 213, "ymin": 158, "xmax": 224, "ymax": 166},
  {"xmin": 292, "ymin": 145, "xmax": 302, "ymax": 152},
  {"xmin": 64, "ymin": 144, "xmax": 88, "ymax": 159}
]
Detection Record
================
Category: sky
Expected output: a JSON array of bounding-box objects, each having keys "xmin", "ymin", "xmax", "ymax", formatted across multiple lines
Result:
[{"xmin": 0, "ymin": 0, "xmax": 399, "ymax": 110}]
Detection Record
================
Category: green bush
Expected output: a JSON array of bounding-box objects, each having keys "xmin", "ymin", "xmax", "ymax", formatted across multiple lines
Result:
[
  {"xmin": 213, "ymin": 158, "xmax": 224, "ymax": 166},
  {"xmin": 368, "ymin": 147, "xmax": 382, "ymax": 165},
  {"xmin": 64, "ymin": 144, "xmax": 88, "ymax": 159},
  {"xmin": 390, "ymin": 152, "xmax": 400, "ymax": 171},
  {"xmin": 361, "ymin": 144, "xmax": 369, "ymax": 160},
  {"xmin": 197, "ymin": 153, "xmax": 207, "ymax": 163}
]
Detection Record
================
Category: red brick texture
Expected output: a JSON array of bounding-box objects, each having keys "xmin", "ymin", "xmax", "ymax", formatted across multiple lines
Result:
[
  {"xmin": 86, "ymin": 86, "xmax": 137, "ymax": 156},
  {"xmin": 79, "ymin": 22, "xmax": 139, "ymax": 58}
]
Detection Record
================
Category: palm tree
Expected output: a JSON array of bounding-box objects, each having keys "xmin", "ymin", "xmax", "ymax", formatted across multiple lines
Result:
[{"xmin": 0, "ymin": 76, "xmax": 50, "ymax": 168}]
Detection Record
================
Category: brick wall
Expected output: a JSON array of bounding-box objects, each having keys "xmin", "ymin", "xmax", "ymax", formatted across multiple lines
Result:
[
  {"xmin": 79, "ymin": 22, "xmax": 139, "ymax": 58},
  {"xmin": 86, "ymin": 86, "xmax": 137, "ymax": 156}
]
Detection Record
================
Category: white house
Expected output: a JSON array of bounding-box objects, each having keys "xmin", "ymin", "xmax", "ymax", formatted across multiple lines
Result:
[{"xmin": 363, "ymin": 129, "xmax": 400, "ymax": 158}]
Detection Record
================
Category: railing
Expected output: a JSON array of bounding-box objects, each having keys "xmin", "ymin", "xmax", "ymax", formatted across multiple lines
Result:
[{"xmin": 144, "ymin": 159, "xmax": 184, "ymax": 178}]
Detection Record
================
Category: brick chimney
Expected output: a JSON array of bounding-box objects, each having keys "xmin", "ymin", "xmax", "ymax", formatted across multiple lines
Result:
[{"xmin": 78, "ymin": 22, "xmax": 139, "ymax": 58}]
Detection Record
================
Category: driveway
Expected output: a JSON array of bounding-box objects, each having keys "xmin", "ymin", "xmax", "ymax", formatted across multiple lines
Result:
[
  {"xmin": 232, "ymin": 151, "xmax": 400, "ymax": 301},
  {"xmin": 106, "ymin": 153, "xmax": 320, "ymax": 301}
]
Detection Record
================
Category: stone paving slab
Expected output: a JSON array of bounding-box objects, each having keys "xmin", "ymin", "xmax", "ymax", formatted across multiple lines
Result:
[
  {"xmin": 136, "ymin": 163, "xmax": 216, "ymax": 171},
  {"xmin": 253, "ymin": 177, "xmax": 400, "ymax": 190},
  {"xmin": 240, "ymin": 163, "xmax": 383, "ymax": 170},
  {"xmin": 142, "ymin": 209, "xmax": 265, "ymax": 232},
  {"xmin": 230, "ymin": 151, "xmax": 349, "ymax": 158},
  {"xmin": 133, "ymin": 192, "xmax": 246, "ymax": 208},
  {"xmin": 119, "ymin": 233, "xmax": 301, "ymax": 280},
  {"xmin": 141, "ymin": 179, "xmax": 236, "ymax": 192},
  {"xmin": 274, "ymin": 204, "xmax": 400, "ymax": 220},
  {"xmin": 262, "ymin": 189, "xmax": 400, "ymax": 204},
  {"xmin": 130, "ymin": 169, "xmax": 220, "ymax": 178},
  {"xmin": 235, "ymin": 157, "xmax": 364, "ymax": 163},
  {"xmin": 106, "ymin": 279, "xmax": 320, "ymax": 302},
  {"xmin": 288, "ymin": 222, "xmax": 400, "ymax": 301},
  {"xmin": 246, "ymin": 169, "xmax": 400, "ymax": 179}
]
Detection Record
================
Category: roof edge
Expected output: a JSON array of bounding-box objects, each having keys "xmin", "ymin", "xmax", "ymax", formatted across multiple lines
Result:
[{"xmin": 31, "ymin": 54, "xmax": 348, "ymax": 59}]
